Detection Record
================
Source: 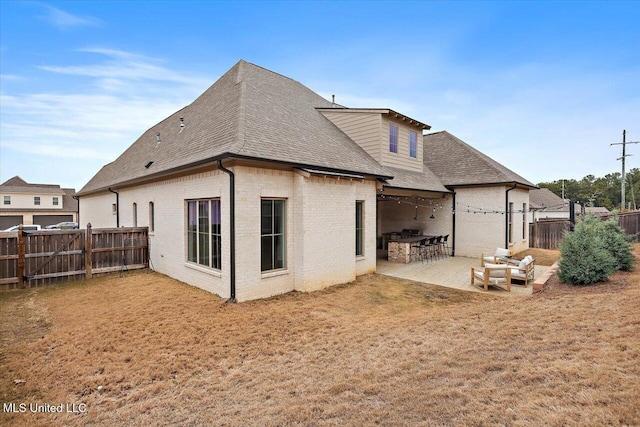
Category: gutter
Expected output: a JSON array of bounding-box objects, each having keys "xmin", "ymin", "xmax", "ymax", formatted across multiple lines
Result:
[
  {"xmin": 505, "ymin": 183, "xmax": 517, "ymax": 248},
  {"xmin": 217, "ymin": 160, "xmax": 236, "ymax": 303},
  {"xmin": 108, "ymin": 188, "xmax": 120, "ymax": 227},
  {"xmin": 451, "ymin": 191, "xmax": 456, "ymax": 257},
  {"xmin": 72, "ymin": 195, "xmax": 80, "ymax": 227}
]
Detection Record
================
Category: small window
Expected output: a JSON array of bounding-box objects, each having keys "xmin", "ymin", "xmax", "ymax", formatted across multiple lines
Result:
[
  {"xmin": 53, "ymin": 197, "xmax": 59, "ymax": 206},
  {"xmin": 34, "ymin": 196, "xmax": 41, "ymax": 206},
  {"xmin": 149, "ymin": 202, "xmax": 155, "ymax": 232},
  {"xmin": 261, "ymin": 199, "xmax": 286, "ymax": 272},
  {"xmin": 409, "ymin": 131, "xmax": 417, "ymax": 158},
  {"xmin": 509, "ymin": 202, "xmax": 514, "ymax": 244},
  {"xmin": 522, "ymin": 203, "xmax": 527, "ymax": 240},
  {"xmin": 133, "ymin": 203, "xmax": 138, "ymax": 227},
  {"xmin": 356, "ymin": 201, "xmax": 364, "ymax": 256},
  {"xmin": 389, "ymin": 125, "xmax": 398, "ymax": 153},
  {"xmin": 187, "ymin": 199, "xmax": 221, "ymax": 269},
  {"xmin": 3, "ymin": 196, "xmax": 10, "ymax": 205}
]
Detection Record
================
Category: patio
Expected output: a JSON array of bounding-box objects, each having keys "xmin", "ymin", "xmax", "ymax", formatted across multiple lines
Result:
[{"xmin": 377, "ymin": 255, "xmax": 550, "ymax": 297}]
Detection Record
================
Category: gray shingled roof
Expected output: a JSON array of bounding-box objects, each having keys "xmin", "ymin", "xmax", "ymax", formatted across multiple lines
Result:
[
  {"xmin": 422, "ymin": 131, "xmax": 536, "ymax": 188},
  {"xmin": 383, "ymin": 166, "xmax": 450, "ymax": 193},
  {"xmin": 1, "ymin": 176, "xmax": 65, "ymax": 195},
  {"xmin": 529, "ymin": 188, "xmax": 568, "ymax": 211},
  {"xmin": 79, "ymin": 60, "xmax": 391, "ymax": 194}
]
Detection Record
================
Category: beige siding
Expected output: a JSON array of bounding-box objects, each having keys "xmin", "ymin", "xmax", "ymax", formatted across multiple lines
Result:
[
  {"xmin": 380, "ymin": 117, "xmax": 423, "ymax": 172},
  {"xmin": 0, "ymin": 192, "xmax": 64, "ymax": 210},
  {"xmin": 320, "ymin": 111, "xmax": 382, "ymax": 162}
]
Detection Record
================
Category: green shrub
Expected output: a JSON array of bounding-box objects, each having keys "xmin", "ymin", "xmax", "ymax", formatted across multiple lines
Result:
[
  {"xmin": 558, "ymin": 215, "xmax": 617, "ymax": 285},
  {"xmin": 599, "ymin": 216, "xmax": 634, "ymax": 271}
]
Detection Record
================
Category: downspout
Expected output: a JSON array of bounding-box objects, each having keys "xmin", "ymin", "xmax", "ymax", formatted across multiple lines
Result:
[
  {"xmin": 505, "ymin": 183, "xmax": 517, "ymax": 248},
  {"xmin": 451, "ymin": 191, "xmax": 456, "ymax": 257},
  {"xmin": 217, "ymin": 160, "xmax": 236, "ymax": 303},
  {"xmin": 108, "ymin": 188, "xmax": 120, "ymax": 227},
  {"xmin": 72, "ymin": 195, "xmax": 80, "ymax": 228}
]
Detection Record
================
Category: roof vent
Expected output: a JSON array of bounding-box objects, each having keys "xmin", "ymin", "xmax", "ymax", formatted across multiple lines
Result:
[
  {"xmin": 179, "ymin": 117, "xmax": 185, "ymax": 133},
  {"xmin": 145, "ymin": 161, "xmax": 154, "ymax": 169},
  {"xmin": 155, "ymin": 132, "xmax": 162, "ymax": 146},
  {"xmin": 332, "ymin": 94, "xmax": 335, "ymax": 107}
]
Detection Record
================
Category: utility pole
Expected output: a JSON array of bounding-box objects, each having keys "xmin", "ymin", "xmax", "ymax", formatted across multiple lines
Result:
[{"xmin": 611, "ymin": 130, "xmax": 640, "ymax": 211}]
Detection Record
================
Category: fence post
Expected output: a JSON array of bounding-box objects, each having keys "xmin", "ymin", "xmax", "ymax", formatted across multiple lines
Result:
[
  {"xmin": 85, "ymin": 223, "xmax": 93, "ymax": 279},
  {"xmin": 17, "ymin": 225, "xmax": 25, "ymax": 289}
]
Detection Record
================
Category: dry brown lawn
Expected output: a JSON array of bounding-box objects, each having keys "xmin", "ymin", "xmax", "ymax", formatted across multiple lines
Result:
[
  {"xmin": 513, "ymin": 248, "xmax": 561, "ymax": 266},
  {"xmin": 1, "ymin": 246, "xmax": 639, "ymax": 426}
]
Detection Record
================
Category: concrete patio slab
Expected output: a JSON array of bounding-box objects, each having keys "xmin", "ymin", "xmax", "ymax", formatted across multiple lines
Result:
[{"xmin": 376, "ymin": 256, "xmax": 550, "ymax": 297}]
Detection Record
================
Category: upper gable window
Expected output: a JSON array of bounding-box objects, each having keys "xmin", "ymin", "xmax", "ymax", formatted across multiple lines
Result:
[
  {"xmin": 389, "ymin": 125, "xmax": 398, "ymax": 153},
  {"xmin": 409, "ymin": 131, "xmax": 417, "ymax": 158}
]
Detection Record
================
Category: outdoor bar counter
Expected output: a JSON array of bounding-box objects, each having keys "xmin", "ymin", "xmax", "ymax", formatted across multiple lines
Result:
[{"xmin": 387, "ymin": 236, "xmax": 430, "ymax": 263}]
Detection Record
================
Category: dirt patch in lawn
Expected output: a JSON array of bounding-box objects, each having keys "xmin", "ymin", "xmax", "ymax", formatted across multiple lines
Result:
[
  {"xmin": 513, "ymin": 248, "xmax": 561, "ymax": 266},
  {"xmin": 1, "ymin": 247, "xmax": 639, "ymax": 426}
]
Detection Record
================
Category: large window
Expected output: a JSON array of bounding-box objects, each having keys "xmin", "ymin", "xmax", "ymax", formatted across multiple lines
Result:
[
  {"xmin": 409, "ymin": 131, "xmax": 417, "ymax": 158},
  {"xmin": 261, "ymin": 199, "xmax": 286, "ymax": 272},
  {"xmin": 356, "ymin": 201, "xmax": 364, "ymax": 256},
  {"xmin": 187, "ymin": 200, "xmax": 221, "ymax": 269},
  {"xmin": 389, "ymin": 124, "xmax": 398, "ymax": 153}
]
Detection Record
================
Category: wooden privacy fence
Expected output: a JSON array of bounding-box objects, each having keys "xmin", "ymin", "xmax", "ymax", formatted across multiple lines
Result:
[
  {"xmin": 529, "ymin": 211, "xmax": 640, "ymax": 250},
  {"xmin": 529, "ymin": 220, "xmax": 571, "ymax": 250},
  {"xmin": 0, "ymin": 225, "xmax": 148, "ymax": 290}
]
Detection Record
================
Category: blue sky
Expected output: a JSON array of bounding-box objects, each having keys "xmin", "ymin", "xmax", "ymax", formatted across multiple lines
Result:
[{"xmin": 1, "ymin": 1, "xmax": 639, "ymax": 191}]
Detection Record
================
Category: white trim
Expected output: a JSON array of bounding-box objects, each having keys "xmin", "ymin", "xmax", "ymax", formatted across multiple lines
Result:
[
  {"xmin": 185, "ymin": 261, "xmax": 222, "ymax": 277},
  {"xmin": 261, "ymin": 269, "xmax": 289, "ymax": 279}
]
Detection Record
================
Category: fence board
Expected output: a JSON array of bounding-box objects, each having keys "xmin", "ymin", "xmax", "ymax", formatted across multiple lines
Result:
[{"xmin": 0, "ymin": 226, "xmax": 148, "ymax": 291}]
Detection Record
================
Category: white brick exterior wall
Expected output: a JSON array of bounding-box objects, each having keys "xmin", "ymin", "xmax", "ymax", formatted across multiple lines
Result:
[
  {"xmin": 79, "ymin": 165, "xmax": 378, "ymax": 302},
  {"xmin": 454, "ymin": 186, "xmax": 529, "ymax": 257}
]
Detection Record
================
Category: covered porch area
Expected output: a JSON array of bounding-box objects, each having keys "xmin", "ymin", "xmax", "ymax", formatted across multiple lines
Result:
[{"xmin": 376, "ymin": 186, "xmax": 454, "ymax": 263}]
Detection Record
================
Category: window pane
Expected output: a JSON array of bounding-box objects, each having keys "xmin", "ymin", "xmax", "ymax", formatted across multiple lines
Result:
[
  {"xmin": 261, "ymin": 236, "xmax": 273, "ymax": 271},
  {"xmin": 274, "ymin": 234, "xmax": 285, "ymax": 269},
  {"xmin": 410, "ymin": 132, "xmax": 417, "ymax": 158},
  {"xmin": 389, "ymin": 125, "xmax": 398, "ymax": 153},
  {"xmin": 273, "ymin": 200, "xmax": 285, "ymax": 234},
  {"xmin": 212, "ymin": 235, "xmax": 221, "ymax": 269},
  {"xmin": 261, "ymin": 200, "xmax": 272, "ymax": 235},
  {"xmin": 211, "ymin": 200, "xmax": 221, "ymax": 235},
  {"xmin": 188, "ymin": 202, "xmax": 197, "ymax": 262},
  {"xmin": 356, "ymin": 201, "xmax": 364, "ymax": 256},
  {"xmin": 199, "ymin": 230, "xmax": 210, "ymax": 266},
  {"xmin": 199, "ymin": 201, "xmax": 209, "ymax": 234}
]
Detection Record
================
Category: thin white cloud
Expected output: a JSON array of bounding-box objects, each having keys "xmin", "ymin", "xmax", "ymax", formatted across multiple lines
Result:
[
  {"xmin": 0, "ymin": 74, "xmax": 26, "ymax": 81},
  {"xmin": 38, "ymin": 3, "xmax": 101, "ymax": 30}
]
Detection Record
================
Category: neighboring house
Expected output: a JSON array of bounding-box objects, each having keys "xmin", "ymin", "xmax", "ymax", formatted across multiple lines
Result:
[
  {"xmin": 0, "ymin": 176, "xmax": 78, "ymax": 229},
  {"xmin": 77, "ymin": 60, "xmax": 536, "ymax": 301},
  {"xmin": 528, "ymin": 188, "xmax": 572, "ymax": 222},
  {"xmin": 585, "ymin": 206, "xmax": 611, "ymax": 217}
]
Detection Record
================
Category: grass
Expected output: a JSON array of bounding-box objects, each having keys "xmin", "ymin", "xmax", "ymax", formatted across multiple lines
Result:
[{"xmin": 1, "ymin": 245, "xmax": 638, "ymax": 426}]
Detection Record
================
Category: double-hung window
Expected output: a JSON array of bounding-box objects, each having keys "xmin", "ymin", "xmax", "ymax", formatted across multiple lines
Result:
[
  {"xmin": 53, "ymin": 197, "xmax": 59, "ymax": 206},
  {"xmin": 261, "ymin": 199, "xmax": 286, "ymax": 272},
  {"xmin": 389, "ymin": 124, "xmax": 398, "ymax": 153},
  {"xmin": 356, "ymin": 201, "xmax": 364, "ymax": 256},
  {"xmin": 3, "ymin": 196, "xmax": 10, "ymax": 205},
  {"xmin": 34, "ymin": 196, "xmax": 41, "ymax": 206},
  {"xmin": 409, "ymin": 131, "xmax": 417, "ymax": 158},
  {"xmin": 187, "ymin": 199, "xmax": 221, "ymax": 269}
]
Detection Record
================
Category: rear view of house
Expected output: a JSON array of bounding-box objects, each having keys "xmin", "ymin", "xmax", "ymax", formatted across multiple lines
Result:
[{"xmin": 77, "ymin": 60, "xmax": 536, "ymax": 301}]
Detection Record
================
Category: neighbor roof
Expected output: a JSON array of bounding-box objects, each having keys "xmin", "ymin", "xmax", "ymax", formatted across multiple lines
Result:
[
  {"xmin": 422, "ymin": 131, "xmax": 536, "ymax": 188},
  {"xmin": 0, "ymin": 176, "xmax": 66, "ymax": 195},
  {"xmin": 529, "ymin": 188, "xmax": 569, "ymax": 211},
  {"xmin": 79, "ymin": 60, "xmax": 392, "ymax": 195}
]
